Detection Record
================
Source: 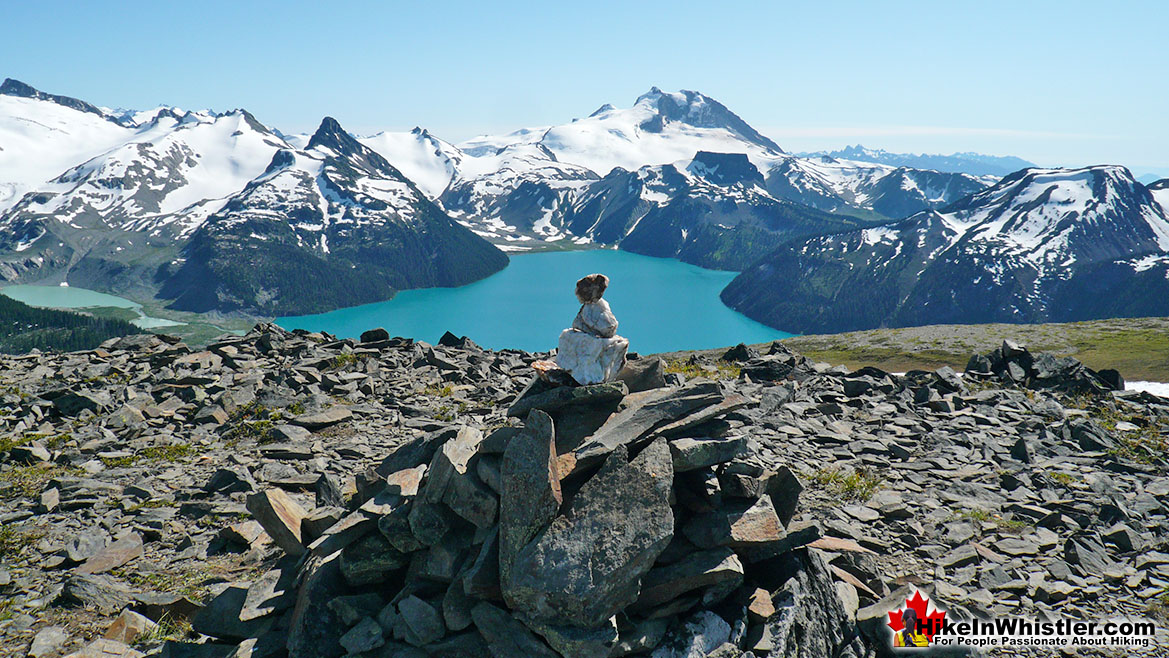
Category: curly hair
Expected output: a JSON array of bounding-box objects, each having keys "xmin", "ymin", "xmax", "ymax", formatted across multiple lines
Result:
[{"xmin": 575, "ymin": 273, "xmax": 609, "ymax": 304}]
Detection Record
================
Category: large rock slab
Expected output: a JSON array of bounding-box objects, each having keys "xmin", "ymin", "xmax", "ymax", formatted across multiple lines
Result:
[
  {"xmin": 507, "ymin": 381, "xmax": 627, "ymax": 418},
  {"xmin": 746, "ymin": 549, "xmax": 866, "ymax": 657},
  {"xmin": 571, "ymin": 383, "xmax": 723, "ymax": 471},
  {"xmin": 411, "ymin": 426, "xmax": 497, "ymax": 529},
  {"xmin": 682, "ymin": 495, "xmax": 784, "ymax": 549},
  {"xmin": 192, "ymin": 584, "xmax": 274, "ymax": 642},
  {"xmin": 286, "ymin": 553, "xmax": 346, "ymax": 658},
  {"xmin": 376, "ymin": 427, "xmax": 459, "ymax": 477},
  {"xmin": 76, "ymin": 532, "xmax": 143, "ymax": 575},
  {"xmin": 505, "ymin": 441, "xmax": 674, "ymax": 628},
  {"xmin": 470, "ymin": 602, "xmax": 559, "ymax": 658},
  {"xmin": 615, "ymin": 357, "xmax": 667, "ymax": 393},
  {"xmin": 498, "ymin": 410, "xmax": 563, "ymax": 590},
  {"xmin": 289, "ymin": 406, "xmax": 352, "ymax": 430}
]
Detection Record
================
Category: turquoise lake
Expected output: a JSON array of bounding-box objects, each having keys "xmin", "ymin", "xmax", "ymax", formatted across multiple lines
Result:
[{"xmin": 278, "ymin": 250, "xmax": 791, "ymax": 354}]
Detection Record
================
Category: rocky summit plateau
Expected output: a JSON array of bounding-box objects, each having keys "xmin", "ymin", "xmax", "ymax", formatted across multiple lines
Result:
[{"xmin": 1, "ymin": 326, "xmax": 1168, "ymax": 657}]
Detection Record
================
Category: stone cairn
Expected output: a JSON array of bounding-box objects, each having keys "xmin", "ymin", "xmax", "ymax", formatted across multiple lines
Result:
[{"xmin": 194, "ymin": 347, "xmax": 882, "ymax": 657}]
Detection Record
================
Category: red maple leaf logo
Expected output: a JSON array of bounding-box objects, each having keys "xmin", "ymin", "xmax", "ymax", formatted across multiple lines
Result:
[{"xmin": 887, "ymin": 590, "xmax": 947, "ymax": 642}]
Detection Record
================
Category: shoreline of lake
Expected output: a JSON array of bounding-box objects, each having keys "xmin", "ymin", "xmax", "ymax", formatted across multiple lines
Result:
[{"xmin": 0, "ymin": 284, "xmax": 186, "ymax": 330}]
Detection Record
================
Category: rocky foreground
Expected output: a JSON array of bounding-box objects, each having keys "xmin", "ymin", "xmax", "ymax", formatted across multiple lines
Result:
[{"xmin": 1, "ymin": 326, "xmax": 1168, "ymax": 657}]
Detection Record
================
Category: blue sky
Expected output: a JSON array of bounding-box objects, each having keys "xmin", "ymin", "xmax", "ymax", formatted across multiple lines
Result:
[{"xmin": 3, "ymin": 1, "xmax": 1167, "ymax": 173}]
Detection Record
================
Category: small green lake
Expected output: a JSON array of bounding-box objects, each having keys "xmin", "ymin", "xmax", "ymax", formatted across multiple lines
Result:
[
  {"xmin": 278, "ymin": 250, "xmax": 791, "ymax": 354},
  {"xmin": 0, "ymin": 285, "xmax": 184, "ymax": 329}
]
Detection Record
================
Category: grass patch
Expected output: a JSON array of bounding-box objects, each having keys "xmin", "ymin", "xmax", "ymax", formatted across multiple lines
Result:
[
  {"xmin": 330, "ymin": 353, "xmax": 358, "ymax": 369},
  {"xmin": 0, "ymin": 464, "xmax": 80, "ymax": 500},
  {"xmin": 433, "ymin": 400, "xmax": 470, "ymax": 422},
  {"xmin": 117, "ymin": 566, "xmax": 217, "ymax": 601},
  {"xmin": 423, "ymin": 383, "xmax": 454, "ymax": 397},
  {"xmin": 0, "ymin": 433, "xmax": 33, "ymax": 454},
  {"xmin": 808, "ymin": 467, "xmax": 881, "ymax": 502},
  {"xmin": 1049, "ymin": 472, "xmax": 1081, "ymax": 486},
  {"xmin": 0, "ymin": 524, "xmax": 43, "ymax": 559},
  {"xmin": 794, "ymin": 345, "xmax": 963, "ymax": 373},
  {"xmin": 1145, "ymin": 589, "xmax": 1169, "ymax": 622},
  {"xmin": 951, "ymin": 508, "xmax": 1030, "ymax": 534},
  {"xmin": 141, "ymin": 444, "xmax": 199, "ymax": 462},
  {"xmin": 1069, "ymin": 327, "xmax": 1169, "ymax": 382},
  {"xmin": 101, "ymin": 443, "xmax": 199, "ymax": 469},
  {"xmin": 134, "ymin": 613, "xmax": 194, "ymax": 647},
  {"xmin": 0, "ymin": 431, "xmax": 68, "ymax": 454},
  {"xmin": 223, "ymin": 402, "xmax": 283, "ymax": 444},
  {"xmin": 771, "ymin": 317, "xmax": 1169, "ymax": 380},
  {"xmin": 664, "ymin": 359, "xmax": 741, "ymax": 381},
  {"xmin": 126, "ymin": 498, "xmax": 175, "ymax": 513},
  {"xmin": 1064, "ymin": 396, "xmax": 1169, "ymax": 465}
]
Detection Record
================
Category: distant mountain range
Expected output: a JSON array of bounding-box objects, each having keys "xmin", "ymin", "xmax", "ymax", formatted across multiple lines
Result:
[
  {"xmin": 723, "ymin": 166, "xmax": 1169, "ymax": 332},
  {"xmin": 0, "ymin": 79, "xmax": 506, "ymax": 315},
  {"xmin": 800, "ymin": 145, "xmax": 1036, "ymax": 177},
  {"xmin": 1, "ymin": 78, "xmax": 1167, "ymax": 329}
]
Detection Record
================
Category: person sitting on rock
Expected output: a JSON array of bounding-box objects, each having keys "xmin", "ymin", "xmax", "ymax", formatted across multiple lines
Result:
[{"xmin": 556, "ymin": 273, "xmax": 629, "ymax": 385}]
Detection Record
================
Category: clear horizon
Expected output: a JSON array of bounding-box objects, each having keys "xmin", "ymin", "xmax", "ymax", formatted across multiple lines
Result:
[{"xmin": 3, "ymin": 0, "xmax": 1167, "ymax": 175}]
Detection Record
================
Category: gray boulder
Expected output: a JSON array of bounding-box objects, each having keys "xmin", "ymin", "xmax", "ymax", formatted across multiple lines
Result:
[{"xmin": 505, "ymin": 441, "xmax": 674, "ymax": 628}]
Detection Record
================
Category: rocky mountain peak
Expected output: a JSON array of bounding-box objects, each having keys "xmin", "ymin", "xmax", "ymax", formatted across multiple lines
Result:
[
  {"xmin": 588, "ymin": 102, "xmax": 616, "ymax": 117},
  {"xmin": 0, "ymin": 78, "xmax": 120, "ymax": 123},
  {"xmin": 687, "ymin": 151, "xmax": 764, "ymax": 187},
  {"xmin": 307, "ymin": 116, "xmax": 362, "ymax": 155},
  {"xmin": 633, "ymin": 87, "xmax": 783, "ymax": 153}
]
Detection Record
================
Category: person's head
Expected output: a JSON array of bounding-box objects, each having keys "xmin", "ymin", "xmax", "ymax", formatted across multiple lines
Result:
[
  {"xmin": 575, "ymin": 273, "xmax": 609, "ymax": 304},
  {"xmin": 901, "ymin": 607, "xmax": 919, "ymax": 636}
]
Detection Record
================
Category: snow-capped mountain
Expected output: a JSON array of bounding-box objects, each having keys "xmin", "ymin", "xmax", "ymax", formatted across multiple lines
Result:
[
  {"xmin": 0, "ymin": 79, "xmax": 137, "ymax": 212},
  {"xmin": 439, "ymin": 143, "xmax": 598, "ymax": 246},
  {"xmin": 358, "ymin": 89, "xmax": 982, "ymax": 252},
  {"xmin": 0, "ymin": 80, "xmax": 506, "ymax": 314},
  {"xmin": 358, "ymin": 127, "xmax": 463, "ymax": 198},
  {"xmin": 764, "ymin": 155, "xmax": 991, "ymax": 219},
  {"xmin": 723, "ymin": 166, "xmax": 1169, "ymax": 333},
  {"xmin": 157, "ymin": 117, "xmax": 507, "ymax": 315},
  {"xmin": 460, "ymin": 88, "xmax": 784, "ymax": 177},
  {"xmin": 560, "ymin": 151, "xmax": 870, "ymax": 269},
  {"xmin": 802, "ymin": 145, "xmax": 1036, "ymax": 178},
  {"xmin": 1150, "ymin": 179, "xmax": 1169, "ymax": 216},
  {"xmin": 2, "ymin": 108, "xmax": 288, "ymax": 242},
  {"xmin": 4, "ymin": 79, "xmax": 1161, "ymax": 326}
]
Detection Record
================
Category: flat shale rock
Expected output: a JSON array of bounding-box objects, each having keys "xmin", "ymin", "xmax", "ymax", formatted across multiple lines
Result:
[
  {"xmin": 572, "ymin": 382, "xmax": 723, "ymax": 471},
  {"xmin": 286, "ymin": 554, "xmax": 347, "ymax": 658},
  {"xmin": 289, "ymin": 406, "xmax": 352, "ymax": 430},
  {"xmin": 471, "ymin": 602, "xmax": 559, "ymax": 658},
  {"xmin": 245, "ymin": 489, "xmax": 308, "ymax": 556}
]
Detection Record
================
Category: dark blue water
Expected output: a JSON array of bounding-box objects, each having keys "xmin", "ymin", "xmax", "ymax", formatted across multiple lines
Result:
[{"xmin": 277, "ymin": 250, "xmax": 791, "ymax": 353}]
